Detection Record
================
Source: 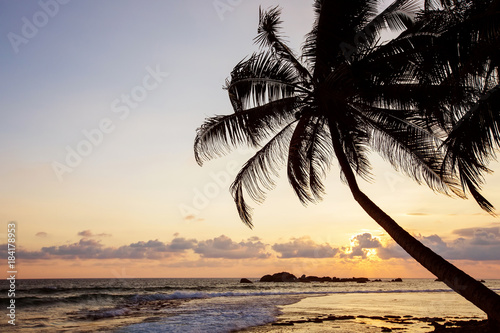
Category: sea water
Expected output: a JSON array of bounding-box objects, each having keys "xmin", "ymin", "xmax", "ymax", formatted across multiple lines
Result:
[{"xmin": 0, "ymin": 278, "xmax": 498, "ymax": 332}]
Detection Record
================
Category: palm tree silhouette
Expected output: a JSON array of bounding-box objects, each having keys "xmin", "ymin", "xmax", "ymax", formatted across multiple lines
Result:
[{"xmin": 194, "ymin": 0, "xmax": 500, "ymax": 327}]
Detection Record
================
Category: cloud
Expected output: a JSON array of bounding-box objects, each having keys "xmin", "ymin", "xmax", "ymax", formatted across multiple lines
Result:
[
  {"xmin": 376, "ymin": 241, "xmax": 411, "ymax": 260},
  {"xmin": 35, "ymin": 232, "xmax": 48, "ymax": 237},
  {"xmin": 183, "ymin": 214, "xmax": 204, "ymax": 222},
  {"xmin": 43, "ymin": 238, "xmax": 104, "ymax": 258},
  {"xmin": 18, "ymin": 237, "xmax": 197, "ymax": 260},
  {"xmin": 195, "ymin": 235, "xmax": 270, "ymax": 259},
  {"xmin": 77, "ymin": 230, "xmax": 112, "ymax": 238},
  {"xmin": 272, "ymin": 236, "xmax": 338, "ymax": 258},
  {"xmin": 18, "ymin": 235, "xmax": 267, "ymax": 261},
  {"xmin": 453, "ymin": 226, "xmax": 500, "ymax": 238},
  {"xmin": 16, "ymin": 228, "xmax": 500, "ymax": 264},
  {"xmin": 432, "ymin": 233, "xmax": 500, "ymax": 261},
  {"xmin": 340, "ymin": 233, "xmax": 382, "ymax": 259},
  {"xmin": 167, "ymin": 237, "xmax": 198, "ymax": 251},
  {"xmin": 375, "ymin": 228, "xmax": 500, "ymax": 261},
  {"xmin": 78, "ymin": 230, "xmax": 93, "ymax": 237}
]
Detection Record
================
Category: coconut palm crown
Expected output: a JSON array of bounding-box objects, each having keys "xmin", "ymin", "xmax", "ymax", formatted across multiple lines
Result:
[{"xmin": 194, "ymin": 0, "xmax": 500, "ymax": 327}]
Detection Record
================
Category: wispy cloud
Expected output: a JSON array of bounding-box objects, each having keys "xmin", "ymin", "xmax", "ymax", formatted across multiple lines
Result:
[{"xmin": 77, "ymin": 230, "xmax": 112, "ymax": 238}]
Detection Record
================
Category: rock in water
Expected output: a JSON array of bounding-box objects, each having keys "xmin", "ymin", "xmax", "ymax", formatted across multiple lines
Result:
[
  {"xmin": 260, "ymin": 272, "xmax": 297, "ymax": 282},
  {"xmin": 260, "ymin": 274, "xmax": 273, "ymax": 282},
  {"xmin": 240, "ymin": 278, "xmax": 253, "ymax": 284}
]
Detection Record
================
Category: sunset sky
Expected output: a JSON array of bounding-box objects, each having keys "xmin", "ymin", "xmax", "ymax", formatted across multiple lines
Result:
[{"xmin": 1, "ymin": 0, "xmax": 500, "ymax": 279}]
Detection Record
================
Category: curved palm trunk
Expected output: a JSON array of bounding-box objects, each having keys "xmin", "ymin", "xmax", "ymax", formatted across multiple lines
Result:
[{"xmin": 328, "ymin": 119, "xmax": 500, "ymax": 328}]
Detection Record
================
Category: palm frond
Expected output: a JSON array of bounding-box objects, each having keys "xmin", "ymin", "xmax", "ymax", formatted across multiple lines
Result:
[
  {"xmin": 194, "ymin": 97, "xmax": 299, "ymax": 165},
  {"xmin": 408, "ymin": 0, "xmax": 500, "ymax": 87},
  {"xmin": 338, "ymin": 114, "xmax": 373, "ymax": 182},
  {"xmin": 357, "ymin": 83, "xmax": 477, "ymax": 128},
  {"xmin": 361, "ymin": 0, "xmax": 420, "ymax": 50},
  {"xmin": 254, "ymin": 6, "xmax": 312, "ymax": 82},
  {"xmin": 357, "ymin": 105, "xmax": 463, "ymax": 196},
  {"xmin": 230, "ymin": 121, "xmax": 297, "ymax": 228},
  {"xmin": 226, "ymin": 52, "xmax": 304, "ymax": 112},
  {"xmin": 441, "ymin": 84, "xmax": 500, "ymax": 212},
  {"xmin": 424, "ymin": 0, "xmax": 442, "ymax": 11},
  {"xmin": 308, "ymin": 118, "xmax": 335, "ymax": 200},
  {"xmin": 302, "ymin": 23, "xmax": 319, "ymax": 72},
  {"xmin": 287, "ymin": 112, "xmax": 316, "ymax": 203},
  {"xmin": 381, "ymin": 0, "xmax": 419, "ymax": 31},
  {"xmin": 287, "ymin": 113, "xmax": 334, "ymax": 203}
]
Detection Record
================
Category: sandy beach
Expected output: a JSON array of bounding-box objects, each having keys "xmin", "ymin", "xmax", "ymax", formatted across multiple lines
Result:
[
  {"xmin": 240, "ymin": 315, "xmax": 490, "ymax": 332},
  {"xmin": 239, "ymin": 292, "xmax": 491, "ymax": 332}
]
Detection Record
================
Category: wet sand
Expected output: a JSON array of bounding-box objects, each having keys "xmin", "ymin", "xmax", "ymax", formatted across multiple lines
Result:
[
  {"xmin": 239, "ymin": 314, "xmax": 490, "ymax": 332},
  {"xmin": 238, "ymin": 293, "xmax": 490, "ymax": 332}
]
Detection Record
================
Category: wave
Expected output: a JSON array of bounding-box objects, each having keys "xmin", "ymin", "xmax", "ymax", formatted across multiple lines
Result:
[
  {"xmin": 5, "ymin": 286, "xmax": 499, "ymax": 309},
  {"xmin": 128, "ymin": 287, "xmax": 471, "ymax": 303},
  {"xmin": 0, "ymin": 285, "xmax": 208, "ymax": 295},
  {"xmin": 82, "ymin": 307, "xmax": 132, "ymax": 320},
  {"xmin": 0, "ymin": 293, "xmax": 128, "ymax": 307}
]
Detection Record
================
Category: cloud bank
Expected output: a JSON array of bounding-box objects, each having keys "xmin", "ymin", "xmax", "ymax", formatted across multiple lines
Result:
[
  {"xmin": 9, "ymin": 226, "xmax": 500, "ymax": 263},
  {"xmin": 272, "ymin": 236, "xmax": 338, "ymax": 258}
]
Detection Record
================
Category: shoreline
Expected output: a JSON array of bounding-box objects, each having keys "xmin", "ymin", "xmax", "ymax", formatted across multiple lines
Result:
[
  {"xmin": 237, "ymin": 291, "xmax": 491, "ymax": 333},
  {"xmin": 239, "ymin": 315, "xmax": 491, "ymax": 332}
]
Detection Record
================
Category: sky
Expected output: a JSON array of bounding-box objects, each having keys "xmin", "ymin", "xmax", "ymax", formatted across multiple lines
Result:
[{"xmin": 1, "ymin": 0, "xmax": 500, "ymax": 279}]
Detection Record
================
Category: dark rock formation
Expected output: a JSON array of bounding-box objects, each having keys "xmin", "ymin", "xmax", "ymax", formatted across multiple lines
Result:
[
  {"xmin": 391, "ymin": 278, "xmax": 403, "ymax": 282},
  {"xmin": 272, "ymin": 322, "xmax": 294, "ymax": 326},
  {"xmin": 259, "ymin": 272, "xmax": 297, "ymax": 282},
  {"xmin": 260, "ymin": 272, "xmax": 375, "ymax": 283},
  {"xmin": 260, "ymin": 274, "xmax": 273, "ymax": 282},
  {"xmin": 298, "ymin": 275, "xmax": 332, "ymax": 282},
  {"xmin": 240, "ymin": 278, "xmax": 253, "ymax": 284}
]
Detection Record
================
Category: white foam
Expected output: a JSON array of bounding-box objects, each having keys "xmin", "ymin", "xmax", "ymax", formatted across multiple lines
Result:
[
  {"xmin": 117, "ymin": 295, "xmax": 293, "ymax": 333},
  {"xmin": 130, "ymin": 287, "xmax": 455, "ymax": 304},
  {"xmin": 86, "ymin": 307, "xmax": 131, "ymax": 319}
]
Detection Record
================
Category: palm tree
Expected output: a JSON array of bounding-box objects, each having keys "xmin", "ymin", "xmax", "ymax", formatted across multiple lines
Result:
[{"xmin": 194, "ymin": 0, "xmax": 500, "ymax": 327}]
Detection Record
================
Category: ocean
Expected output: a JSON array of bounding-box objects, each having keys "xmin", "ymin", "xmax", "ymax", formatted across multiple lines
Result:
[{"xmin": 1, "ymin": 278, "xmax": 499, "ymax": 332}]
